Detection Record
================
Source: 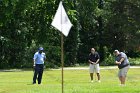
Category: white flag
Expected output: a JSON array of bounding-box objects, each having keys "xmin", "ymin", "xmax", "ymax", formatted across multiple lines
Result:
[{"xmin": 51, "ymin": 1, "xmax": 72, "ymax": 37}]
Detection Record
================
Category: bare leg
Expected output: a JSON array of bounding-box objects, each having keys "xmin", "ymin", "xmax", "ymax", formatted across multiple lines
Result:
[
  {"xmin": 122, "ymin": 76, "xmax": 126, "ymax": 84},
  {"xmin": 119, "ymin": 76, "xmax": 126, "ymax": 85},
  {"xmin": 97, "ymin": 73, "xmax": 100, "ymax": 81},
  {"xmin": 90, "ymin": 73, "xmax": 93, "ymax": 81}
]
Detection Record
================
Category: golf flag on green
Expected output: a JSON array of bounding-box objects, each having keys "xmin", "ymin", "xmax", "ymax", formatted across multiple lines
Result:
[{"xmin": 51, "ymin": 1, "xmax": 72, "ymax": 37}]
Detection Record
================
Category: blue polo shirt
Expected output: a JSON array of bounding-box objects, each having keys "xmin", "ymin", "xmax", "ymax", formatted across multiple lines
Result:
[
  {"xmin": 33, "ymin": 52, "xmax": 46, "ymax": 64},
  {"xmin": 115, "ymin": 52, "xmax": 129, "ymax": 69}
]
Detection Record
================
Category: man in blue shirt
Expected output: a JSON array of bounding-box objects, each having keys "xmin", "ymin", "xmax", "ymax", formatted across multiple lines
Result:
[
  {"xmin": 33, "ymin": 47, "xmax": 46, "ymax": 84},
  {"xmin": 114, "ymin": 50, "xmax": 130, "ymax": 86}
]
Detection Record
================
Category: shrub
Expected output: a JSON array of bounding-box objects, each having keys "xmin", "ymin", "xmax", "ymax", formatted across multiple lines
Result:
[{"xmin": 101, "ymin": 54, "xmax": 115, "ymax": 66}]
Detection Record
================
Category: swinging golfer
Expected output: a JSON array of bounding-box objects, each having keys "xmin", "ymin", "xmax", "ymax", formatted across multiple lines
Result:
[
  {"xmin": 114, "ymin": 50, "xmax": 130, "ymax": 86},
  {"xmin": 88, "ymin": 48, "xmax": 101, "ymax": 82},
  {"xmin": 33, "ymin": 47, "xmax": 46, "ymax": 84}
]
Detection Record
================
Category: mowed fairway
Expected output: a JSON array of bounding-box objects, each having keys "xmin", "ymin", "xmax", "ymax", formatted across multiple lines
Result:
[{"xmin": 0, "ymin": 67, "xmax": 140, "ymax": 93}]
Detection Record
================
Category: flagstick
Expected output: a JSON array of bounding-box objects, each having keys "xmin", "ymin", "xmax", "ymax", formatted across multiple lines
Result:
[
  {"xmin": 51, "ymin": 1, "xmax": 72, "ymax": 91},
  {"xmin": 61, "ymin": 1, "xmax": 64, "ymax": 93},
  {"xmin": 61, "ymin": 33, "xmax": 64, "ymax": 93}
]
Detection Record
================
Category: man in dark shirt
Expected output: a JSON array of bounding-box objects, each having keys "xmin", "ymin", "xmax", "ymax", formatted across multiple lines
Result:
[{"xmin": 88, "ymin": 48, "xmax": 100, "ymax": 82}]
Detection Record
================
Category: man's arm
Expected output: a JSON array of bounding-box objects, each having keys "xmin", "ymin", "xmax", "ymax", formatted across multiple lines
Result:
[
  {"xmin": 88, "ymin": 54, "xmax": 92, "ymax": 64},
  {"xmin": 89, "ymin": 60, "xmax": 93, "ymax": 63},
  {"xmin": 89, "ymin": 60, "xmax": 96, "ymax": 64},
  {"xmin": 33, "ymin": 59, "xmax": 36, "ymax": 67},
  {"xmin": 95, "ymin": 59, "xmax": 100, "ymax": 64},
  {"xmin": 115, "ymin": 57, "xmax": 125, "ymax": 65},
  {"xmin": 33, "ymin": 53, "xmax": 37, "ymax": 67},
  {"xmin": 95, "ymin": 53, "xmax": 100, "ymax": 64},
  {"xmin": 119, "ymin": 57, "xmax": 125, "ymax": 63},
  {"xmin": 44, "ymin": 53, "xmax": 46, "ymax": 60}
]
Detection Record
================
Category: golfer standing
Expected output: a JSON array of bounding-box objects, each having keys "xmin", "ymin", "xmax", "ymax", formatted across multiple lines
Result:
[
  {"xmin": 114, "ymin": 50, "xmax": 130, "ymax": 86},
  {"xmin": 88, "ymin": 48, "xmax": 101, "ymax": 82},
  {"xmin": 33, "ymin": 47, "xmax": 46, "ymax": 84}
]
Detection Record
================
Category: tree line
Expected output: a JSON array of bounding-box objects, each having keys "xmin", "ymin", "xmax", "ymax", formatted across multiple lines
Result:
[{"xmin": 0, "ymin": 0, "xmax": 140, "ymax": 68}]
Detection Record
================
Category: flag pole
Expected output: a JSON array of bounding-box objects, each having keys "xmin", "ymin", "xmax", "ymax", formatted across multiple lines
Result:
[
  {"xmin": 61, "ymin": 1, "xmax": 64, "ymax": 93},
  {"xmin": 51, "ymin": 1, "xmax": 72, "ymax": 91},
  {"xmin": 61, "ymin": 33, "xmax": 64, "ymax": 93}
]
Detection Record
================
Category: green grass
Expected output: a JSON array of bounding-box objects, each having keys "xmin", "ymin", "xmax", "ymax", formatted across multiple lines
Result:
[{"xmin": 0, "ymin": 68, "xmax": 140, "ymax": 93}]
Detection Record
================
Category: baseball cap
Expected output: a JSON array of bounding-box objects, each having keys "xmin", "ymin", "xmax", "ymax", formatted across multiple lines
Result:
[
  {"xmin": 38, "ymin": 47, "xmax": 44, "ymax": 51},
  {"xmin": 114, "ymin": 50, "xmax": 119, "ymax": 53}
]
